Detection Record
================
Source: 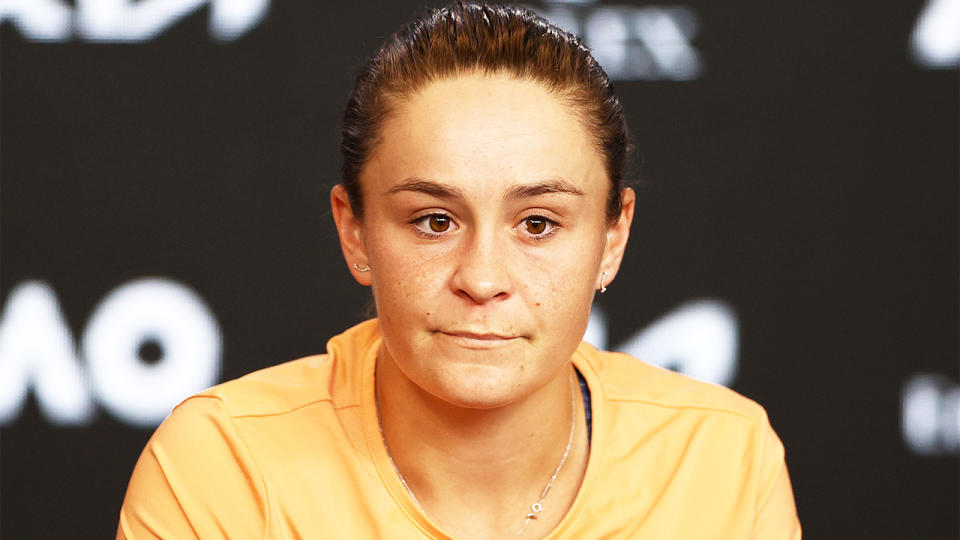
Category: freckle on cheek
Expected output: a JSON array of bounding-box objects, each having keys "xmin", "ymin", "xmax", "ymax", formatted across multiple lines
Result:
[{"xmin": 536, "ymin": 303, "xmax": 541, "ymax": 307}]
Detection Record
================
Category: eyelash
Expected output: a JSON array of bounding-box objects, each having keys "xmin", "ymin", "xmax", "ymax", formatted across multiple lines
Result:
[
  {"xmin": 410, "ymin": 213, "xmax": 457, "ymax": 239},
  {"xmin": 518, "ymin": 215, "xmax": 561, "ymax": 241},
  {"xmin": 409, "ymin": 213, "xmax": 561, "ymax": 241}
]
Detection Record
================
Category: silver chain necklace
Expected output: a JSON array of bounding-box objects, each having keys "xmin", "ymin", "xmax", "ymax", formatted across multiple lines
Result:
[{"xmin": 375, "ymin": 370, "xmax": 578, "ymax": 539}]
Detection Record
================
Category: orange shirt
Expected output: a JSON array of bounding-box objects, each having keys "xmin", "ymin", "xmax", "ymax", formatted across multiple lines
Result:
[{"xmin": 118, "ymin": 319, "xmax": 801, "ymax": 539}]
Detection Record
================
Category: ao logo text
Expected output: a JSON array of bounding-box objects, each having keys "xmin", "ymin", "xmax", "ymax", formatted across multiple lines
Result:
[{"xmin": 0, "ymin": 279, "xmax": 221, "ymax": 427}]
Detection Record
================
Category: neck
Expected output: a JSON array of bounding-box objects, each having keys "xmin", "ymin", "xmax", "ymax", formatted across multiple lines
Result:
[{"xmin": 375, "ymin": 348, "xmax": 589, "ymax": 539}]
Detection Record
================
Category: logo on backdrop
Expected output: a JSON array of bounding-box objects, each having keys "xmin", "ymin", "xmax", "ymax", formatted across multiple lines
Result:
[
  {"xmin": 901, "ymin": 374, "xmax": 960, "ymax": 456},
  {"xmin": 4, "ymin": 0, "xmax": 956, "ymax": 70},
  {"xmin": 535, "ymin": 1, "xmax": 701, "ymax": 81},
  {"xmin": 0, "ymin": 278, "xmax": 221, "ymax": 427},
  {"xmin": 911, "ymin": 0, "xmax": 960, "ymax": 68},
  {"xmin": 585, "ymin": 299, "xmax": 739, "ymax": 387},
  {"xmin": 0, "ymin": 0, "xmax": 270, "ymax": 42}
]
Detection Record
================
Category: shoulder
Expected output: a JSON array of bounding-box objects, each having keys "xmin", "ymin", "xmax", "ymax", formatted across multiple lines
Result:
[
  {"xmin": 575, "ymin": 341, "xmax": 766, "ymax": 425},
  {"xmin": 119, "ymin": 320, "xmax": 383, "ymax": 538},
  {"xmin": 573, "ymin": 343, "xmax": 801, "ymax": 537},
  {"xmin": 120, "ymin": 394, "xmax": 271, "ymax": 538},
  {"xmin": 191, "ymin": 318, "xmax": 381, "ymax": 418},
  {"xmin": 576, "ymin": 342, "xmax": 786, "ymax": 481},
  {"xmin": 195, "ymin": 354, "xmax": 336, "ymax": 418}
]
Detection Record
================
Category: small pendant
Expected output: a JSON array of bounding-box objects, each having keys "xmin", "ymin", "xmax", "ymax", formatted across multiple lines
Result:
[{"xmin": 527, "ymin": 502, "xmax": 543, "ymax": 519}]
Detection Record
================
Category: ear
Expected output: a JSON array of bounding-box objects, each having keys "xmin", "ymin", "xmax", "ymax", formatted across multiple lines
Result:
[
  {"xmin": 598, "ymin": 188, "xmax": 636, "ymax": 290},
  {"xmin": 330, "ymin": 184, "xmax": 373, "ymax": 286}
]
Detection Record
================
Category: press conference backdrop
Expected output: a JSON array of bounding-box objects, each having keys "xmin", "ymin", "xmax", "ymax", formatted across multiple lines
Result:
[{"xmin": 1, "ymin": 1, "xmax": 956, "ymax": 538}]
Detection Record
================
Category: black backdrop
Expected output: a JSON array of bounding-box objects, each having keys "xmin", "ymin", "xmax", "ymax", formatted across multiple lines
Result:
[{"xmin": 2, "ymin": 1, "xmax": 957, "ymax": 538}]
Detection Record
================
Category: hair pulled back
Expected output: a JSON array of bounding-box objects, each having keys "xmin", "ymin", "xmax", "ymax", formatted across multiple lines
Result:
[{"xmin": 340, "ymin": 1, "xmax": 630, "ymax": 222}]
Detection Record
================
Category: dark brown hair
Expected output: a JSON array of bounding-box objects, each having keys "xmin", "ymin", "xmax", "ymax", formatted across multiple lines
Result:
[{"xmin": 340, "ymin": 1, "xmax": 630, "ymax": 222}]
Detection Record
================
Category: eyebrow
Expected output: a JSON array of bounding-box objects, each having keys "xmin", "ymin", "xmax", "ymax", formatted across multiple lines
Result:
[
  {"xmin": 386, "ymin": 177, "xmax": 585, "ymax": 200},
  {"xmin": 386, "ymin": 178, "xmax": 465, "ymax": 199},
  {"xmin": 504, "ymin": 178, "xmax": 585, "ymax": 199}
]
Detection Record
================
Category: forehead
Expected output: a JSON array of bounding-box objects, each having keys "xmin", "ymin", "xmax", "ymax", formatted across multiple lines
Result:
[{"xmin": 362, "ymin": 73, "xmax": 607, "ymax": 198}]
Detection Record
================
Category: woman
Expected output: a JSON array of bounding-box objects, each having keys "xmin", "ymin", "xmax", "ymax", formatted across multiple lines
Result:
[{"xmin": 118, "ymin": 2, "xmax": 801, "ymax": 539}]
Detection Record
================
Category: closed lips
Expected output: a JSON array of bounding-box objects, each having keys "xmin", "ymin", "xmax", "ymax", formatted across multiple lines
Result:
[{"xmin": 440, "ymin": 331, "xmax": 519, "ymax": 340}]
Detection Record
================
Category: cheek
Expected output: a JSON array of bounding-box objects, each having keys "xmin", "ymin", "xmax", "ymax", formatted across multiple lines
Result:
[
  {"xmin": 366, "ymin": 231, "xmax": 447, "ymax": 321},
  {"xmin": 521, "ymin": 235, "xmax": 604, "ymax": 323},
  {"xmin": 528, "ymin": 269, "xmax": 594, "ymax": 321}
]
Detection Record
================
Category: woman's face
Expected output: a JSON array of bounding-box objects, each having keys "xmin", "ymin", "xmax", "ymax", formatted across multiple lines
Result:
[{"xmin": 333, "ymin": 72, "xmax": 634, "ymax": 408}]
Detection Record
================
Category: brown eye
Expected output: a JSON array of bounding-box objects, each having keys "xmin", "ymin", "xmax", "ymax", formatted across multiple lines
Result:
[
  {"xmin": 525, "ymin": 217, "xmax": 547, "ymax": 235},
  {"xmin": 429, "ymin": 215, "xmax": 451, "ymax": 232},
  {"xmin": 412, "ymin": 213, "xmax": 457, "ymax": 237}
]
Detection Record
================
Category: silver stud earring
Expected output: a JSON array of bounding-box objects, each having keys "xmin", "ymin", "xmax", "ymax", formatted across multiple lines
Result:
[
  {"xmin": 353, "ymin": 263, "xmax": 371, "ymax": 272},
  {"xmin": 600, "ymin": 271, "xmax": 608, "ymax": 294}
]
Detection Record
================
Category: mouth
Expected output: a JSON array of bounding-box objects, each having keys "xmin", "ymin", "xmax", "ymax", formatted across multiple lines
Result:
[{"xmin": 436, "ymin": 330, "xmax": 524, "ymax": 348}]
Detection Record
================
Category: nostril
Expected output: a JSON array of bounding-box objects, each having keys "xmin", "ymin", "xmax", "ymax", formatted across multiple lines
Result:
[{"xmin": 450, "ymin": 243, "xmax": 511, "ymax": 303}]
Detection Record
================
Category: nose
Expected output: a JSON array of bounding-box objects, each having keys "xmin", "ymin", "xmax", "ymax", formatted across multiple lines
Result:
[{"xmin": 450, "ymin": 227, "xmax": 512, "ymax": 304}]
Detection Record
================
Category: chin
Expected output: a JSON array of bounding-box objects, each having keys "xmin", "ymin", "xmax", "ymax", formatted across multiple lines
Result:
[{"xmin": 426, "ymin": 361, "xmax": 526, "ymax": 410}]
